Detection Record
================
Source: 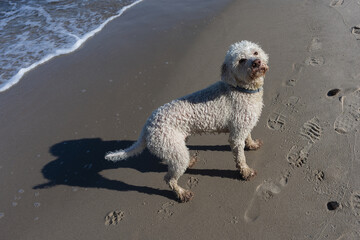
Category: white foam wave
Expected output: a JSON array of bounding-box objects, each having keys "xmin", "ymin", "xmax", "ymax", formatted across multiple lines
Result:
[{"xmin": 0, "ymin": 0, "xmax": 144, "ymax": 93}]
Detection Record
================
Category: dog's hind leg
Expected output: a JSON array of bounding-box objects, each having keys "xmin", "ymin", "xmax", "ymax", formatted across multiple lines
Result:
[
  {"xmin": 147, "ymin": 129, "xmax": 194, "ymax": 202},
  {"xmin": 163, "ymin": 143, "xmax": 194, "ymax": 202},
  {"xmin": 165, "ymin": 172, "xmax": 194, "ymax": 202},
  {"xmin": 188, "ymin": 151, "xmax": 199, "ymax": 168}
]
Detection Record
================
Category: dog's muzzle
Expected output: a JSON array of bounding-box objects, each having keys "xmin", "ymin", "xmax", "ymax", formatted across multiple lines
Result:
[{"xmin": 250, "ymin": 59, "xmax": 268, "ymax": 78}]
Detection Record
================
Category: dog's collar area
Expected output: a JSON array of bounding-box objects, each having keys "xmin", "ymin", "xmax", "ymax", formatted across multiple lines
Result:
[{"xmin": 233, "ymin": 86, "xmax": 263, "ymax": 94}]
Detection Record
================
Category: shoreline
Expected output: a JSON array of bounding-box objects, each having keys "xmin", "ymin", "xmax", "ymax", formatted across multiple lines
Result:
[
  {"xmin": 0, "ymin": 0, "xmax": 145, "ymax": 93},
  {"xmin": 1, "ymin": 0, "xmax": 360, "ymax": 239}
]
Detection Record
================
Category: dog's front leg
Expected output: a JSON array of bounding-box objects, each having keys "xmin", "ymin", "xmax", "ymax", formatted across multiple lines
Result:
[
  {"xmin": 245, "ymin": 133, "xmax": 263, "ymax": 150},
  {"xmin": 229, "ymin": 133, "xmax": 257, "ymax": 180}
]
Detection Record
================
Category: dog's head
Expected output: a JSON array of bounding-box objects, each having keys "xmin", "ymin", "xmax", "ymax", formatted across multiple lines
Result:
[{"xmin": 221, "ymin": 41, "xmax": 269, "ymax": 90}]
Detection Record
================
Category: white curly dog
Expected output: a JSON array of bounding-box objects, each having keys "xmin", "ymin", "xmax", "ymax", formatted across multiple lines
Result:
[{"xmin": 105, "ymin": 40, "xmax": 269, "ymax": 202}]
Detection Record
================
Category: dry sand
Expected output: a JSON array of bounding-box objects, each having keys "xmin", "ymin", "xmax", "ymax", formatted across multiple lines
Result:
[{"xmin": 1, "ymin": 0, "xmax": 360, "ymax": 239}]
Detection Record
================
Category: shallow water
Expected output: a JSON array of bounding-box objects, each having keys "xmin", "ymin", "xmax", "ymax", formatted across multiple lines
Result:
[{"xmin": 0, "ymin": 0, "xmax": 142, "ymax": 92}]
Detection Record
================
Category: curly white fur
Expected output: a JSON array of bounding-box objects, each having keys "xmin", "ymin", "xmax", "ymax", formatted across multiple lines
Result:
[{"xmin": 105, "ymin": 40, "xmax": 269, "ymax": 202}]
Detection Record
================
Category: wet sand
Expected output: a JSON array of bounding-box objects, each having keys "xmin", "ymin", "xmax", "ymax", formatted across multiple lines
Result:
[{"xmin": 1, "ymin": 0, "xmax": 360, "ymax": 239}]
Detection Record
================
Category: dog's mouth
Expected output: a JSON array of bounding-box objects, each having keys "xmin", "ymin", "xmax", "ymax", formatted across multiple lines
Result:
[{"xmin": 249, "ymin": 60, "xmax": 268, "ymax": 79}]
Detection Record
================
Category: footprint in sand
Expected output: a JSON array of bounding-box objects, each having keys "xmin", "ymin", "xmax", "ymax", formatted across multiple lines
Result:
[
  {"xmin": 287, "ymin": 117, "xmax": 322, "ymax": 167},
  {"xmin": 308, "ymin": 37, "xmax": 322, "ymax": 52},
  {"xmin": 305, "ymin": 56, "xmax": 325, "ymax": 66},
  {"xmin": 334, "ymin": 89, "xmax": 360, "ymax": 134},
  {"xmin": 300, "ymin": 117, "xmax": 322, "ymax": 143},
  {"xmin": 350, "ymin": 191, "xmax": 360, "ymax": 216},
  {"xmin": 244, "ymin": 180, "xmax": 282, "ymax": 222},
  {"xmin": 330, "ymin": 0, "xmax": 344, "ymax": 7},
  {"xmin": 230, "ymin": 216, "xmax": 239, "ymax": 224},
  {"xmin": 267, "ymin": 96, "xmax": 300, "ymax": 131},
  {"xmin": 311, "ymin": 169, "xmax": 325, "ymax": 182},
  {"xmin": 351, "ymin": 25, "xmax": 360, "ymax": 40},
  {"xmin": 157, "ymin": 201, "xmax": 175, "ymax": 219},
  {"xmin": 336, "ymin": 231, "xmax": 360, "ymax": 240},
  {"xmin": 246, "ymin": 119, "xmax": 323, "ymax": 223},
  {"xmin": 286, "ymin": 63, "xmax": 304, "ymax": 87},
  {"xmin": 306, "ymin": 168, "xmax": 327, "ymax": 194},
  {"xmin": 246, "ymin": 118, "xmax": 322, "ymax": 222},
  {"xmin": 187, "ymin": 177, "xmax": 199, "ymax": 189},
  {"xmin": 286, "ymin": 78, "xmax": 297, "ymax": 87},
  {"xmin": 287, "ymin": 144, "xmax": 312, "ymax": 167},
  {"xmin": 104, "ymin": 210, "xmax": 125, "ymax": 226},
  {"xmin": 279, "ymin": 170, "xmax": 291, "ymax": 187}
]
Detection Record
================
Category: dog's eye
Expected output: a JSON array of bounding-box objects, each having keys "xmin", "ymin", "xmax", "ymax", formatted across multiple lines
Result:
[
  {"xmin": 239, "ymin": 58, "xmax": 247, "ymax": 64},
  {"xmin": 254, "ymin": 51, "xmax": 258, "ymax": 55}
]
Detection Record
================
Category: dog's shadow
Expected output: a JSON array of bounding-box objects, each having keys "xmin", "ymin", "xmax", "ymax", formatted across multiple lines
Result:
[{"xmin": 33, "ymin": 138, "xmax": 238, "ymax": 200}]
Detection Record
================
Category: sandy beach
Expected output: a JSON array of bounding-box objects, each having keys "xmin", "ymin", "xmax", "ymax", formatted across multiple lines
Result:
[{"xmin": 1, "ymin": 0, "xmax": 360, "ymax": 239}]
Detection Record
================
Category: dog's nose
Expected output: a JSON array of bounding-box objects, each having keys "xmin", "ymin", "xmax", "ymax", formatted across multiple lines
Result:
[{"xmin": 252, "ymin": 59, "xmax": 261, "ymax": 68}]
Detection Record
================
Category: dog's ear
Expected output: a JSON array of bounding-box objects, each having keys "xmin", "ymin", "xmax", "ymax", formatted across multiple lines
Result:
[
  {"xmin": 221, "ymin": 63, "xmax": 227, "ymax": 78},
  {"xmin": 221, "ymin": 63, "xmax": 237, "ymax": 87}
]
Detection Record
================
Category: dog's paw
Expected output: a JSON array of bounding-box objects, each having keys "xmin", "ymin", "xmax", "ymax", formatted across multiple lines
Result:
[
  {"xmin": 178, "ymin": 190, "xmax": 194, "ymax": 203},
  {"xmin": 245, "ymin": 139, "xmax": 263, "ymax": 151},
  {"xmin": 240, "ymin": 167, "xmax": 257, "ymax": 181}
]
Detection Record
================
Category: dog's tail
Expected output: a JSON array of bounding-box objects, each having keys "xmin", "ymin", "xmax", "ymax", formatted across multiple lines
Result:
[{"xmin": 105, "ymin": 128, "xmax": 146, "ymax": 162}]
